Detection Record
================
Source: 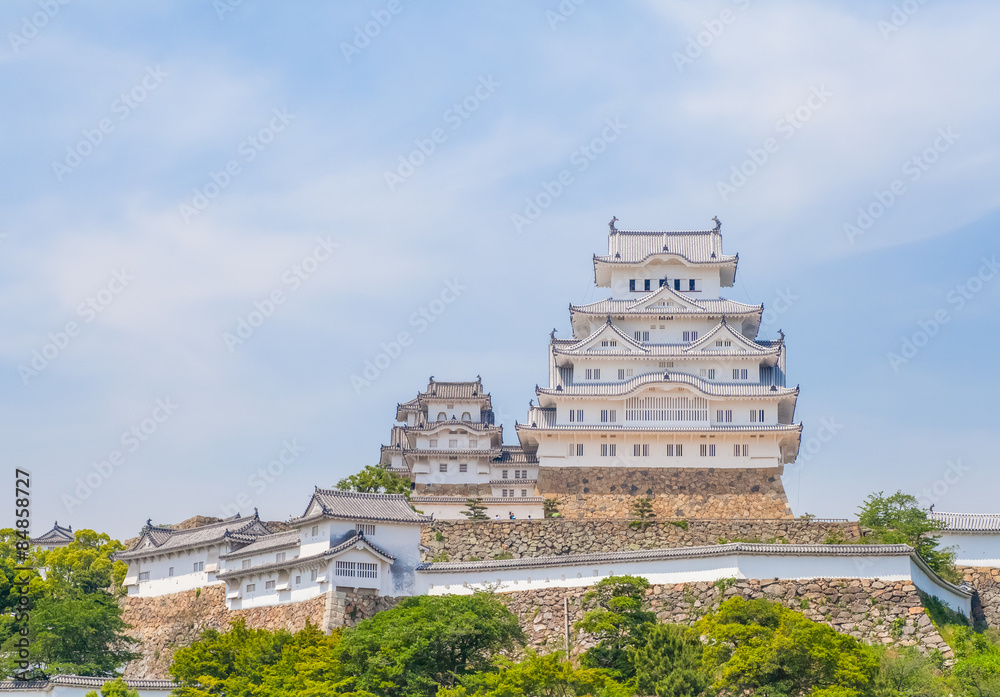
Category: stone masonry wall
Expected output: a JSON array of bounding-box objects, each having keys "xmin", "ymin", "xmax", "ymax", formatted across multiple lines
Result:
[
  {"xmin": 121, "ymin": 585, "xmax": 326, "ymax": 680},
  {"xmin": 961, "ymin": 566, "xmax": 1000, "ymax": 629},
  {"xmin": 538, "ymin": 466, "xmax": 793, "ymax": 519},
  {"xmin": 421, "ymin": 518, "xmax": 861, "ymax": 563},
  {"xmin": 501, "ymin": 578, "xmax": 952, "ymax": 658}
]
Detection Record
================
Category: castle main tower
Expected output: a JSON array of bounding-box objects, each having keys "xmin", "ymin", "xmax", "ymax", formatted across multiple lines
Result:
[{"xmin": 517, "ymin": 223, "xmax": 801, "ymax": 519}]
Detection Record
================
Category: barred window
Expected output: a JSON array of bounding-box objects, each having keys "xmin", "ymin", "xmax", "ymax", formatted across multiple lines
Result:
[
  {"xmin": 633, "ymin": 444, "xmax": 649, "ymax": 457},
  {"xmin": 356, "ymin": 524, "xmax": 375, "ymax": 536},
  {"xmin": 734, "ymin": 444, "xmax": 749, "ymax": 457},
  {"xmin": 600, "ymin": 443, "xmax": 617, "ymax": 457}
]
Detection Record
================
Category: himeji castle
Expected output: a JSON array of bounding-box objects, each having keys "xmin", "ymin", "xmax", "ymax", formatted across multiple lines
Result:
[{"xmin": 515, "ymin": 222, "xmax": 802, "ymax": 519}]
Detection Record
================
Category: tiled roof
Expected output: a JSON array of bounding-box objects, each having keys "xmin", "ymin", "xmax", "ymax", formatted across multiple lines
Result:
[
  {"xmin": 219, "ymin": 530, "xmax": 300, "ymax": 560},
  {"xmin": 117, "ymin": 513, "xmax": 271, "ymax": 561},
  {"xmin": 537, "ymin": 371, "xmax": 798, "ymax": 399},
  {"xmin": 0, "ymin": 675, "xmax": 176, "ymax": 691},
  {"xmin": 295, "ymin": 488, "xmax": 431, "ymax": 524},
  {"xmin": 405, "ymin": 448, "xmax": 502, "ymax": 457},
  {"xmin": 596, "ymin": 230, "xmax": 737, "ymax": 265},
  {"xmin": 571, "ymin": 297, "xmax": 760, "ymax": 316},
  {"xmin": 929, "ymin": 511, "xmax": 1000, "ymax": 532},
  {"xmin": 29, "ymin": 522, "xmax": 74, "ymax": 545},
  {"xmin": 404, "ymin": 420, "xmax": 502, "ymax": 434},
  {"xmin": 417, "ymin": 542, "xmax": 918, "ymax": 573},
  {"xmin": 396, "ymin": 378, "xmax": 493, "ymax": 417},
  {"xmin": 492, "ymin": 446, "xmax": 539, "ymax": 464},
  {"xmin": 520, "ymin": 406, "xmax": 800, "ymax": 433}
]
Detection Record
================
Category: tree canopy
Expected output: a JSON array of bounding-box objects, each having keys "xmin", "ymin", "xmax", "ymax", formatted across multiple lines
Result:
[
  {"xmin": 336, "ymin": 465, "xmax": 412, "ymax": 497},
  {"xmin": 857, "ymin": 490, "xmax": 957, "ymax": 581},
  {"xmin": 575, "ymin": 575, "xmax": 655, "ymax": 680}
]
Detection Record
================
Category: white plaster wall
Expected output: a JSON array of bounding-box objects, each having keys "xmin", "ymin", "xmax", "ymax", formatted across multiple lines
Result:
[
  {"xmin": 126, "ymin": 545, "xmax": 223, "ymax": 597},
  {"xmin": 425, "ymin": 402, "xmax": 482, "ymax": 422},
  {"xmin": 938, "ymin": 532, "xmax": 1000, "ymax": 568},
  {"xmin": 907, "ymin": 558, "xmax": 972, "ymax": 615},
  {"xmin": 608, "ymin": 265, "xmax": 722, "ymax": 299}
]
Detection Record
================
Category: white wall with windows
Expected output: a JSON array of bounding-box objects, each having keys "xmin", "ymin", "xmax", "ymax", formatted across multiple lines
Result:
[{"xmin": 123, "ymin": 544, "xmax": 224, "ymax": 597}]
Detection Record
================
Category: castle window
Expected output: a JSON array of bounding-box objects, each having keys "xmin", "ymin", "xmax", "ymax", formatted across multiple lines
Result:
[
  {"xmin": 242, "ymin": 559, "xmax": 252, "ymax": 569},
  {"xmin": 521, "ymin": 490, "xmax": 528, "ymax": 497},
  {"xmin": 168, "ymin": 567, "xmax": 174, "ymax": 577},
  {"xmin": 644, "ymin": 279, "xmax": 652, "ymax": 291},
  {"xmin": 568, "ymin": 443, "xmax": 584, "ymax": 456},
  {"xmin": 520, "ymin": 470, "xmax": 528, "ymax": 478},
  {"xmin": 659, "ymin": 361, "xmax": 673, "ymax": 368},
  {"xmin": 618, "ymin": 369, "xmax": 624, "ymax": 379},
  {"xmin": 600, "ymin": 409, "xmax": 617, "ymax": 423},
  {"xmin": 733, "ymin": 369, "xmax": 748, "ymax": 380},
  {"xmin": 447, "ymin": 404, "xmax": 454, "ymax": 409},
  {"xmin": 683, "ymin": 331, "xmax": 699, "ymax": 342},
  {"xmin": 459, "ymin": 463, "xmax": 468, "ymax": 473},
  {"xmin": 700, "ymin": 444, "xmax": 716, "ymax": 457},
  {"xmin": 665, "ymin": 443, "xmax": 683, "ymax": 456},
  {"xmin": 193, "ymin": 561, "xmax": 203, "ymax": 572},
  {"xmin": 689, "ymin": 279, "xmax": 696, "ymax": 291},
  {"xmin": 449, "ymin": 439, "xmax": 458, "ymax": 448},
  {"xmin": 716, "ymin": 410, "xmax": 732, "ymax": 423},
  {"xmin": 750, "ymin": 409, "xmax": 765, "ymax": 423},
  {"xmin": 138, "ymin": 571, "xmax": 149, "ymax": 581},
  {"xmin": 569, "ymin": 409, "xmax": 583, "ymax": 422},
  {"xmin": 429, "ymin": 439, "xmax": 438, "ymax": 447},
  {"xmin": 356, "ymin": 523, "xmax": 376, "ymax": 536},
  {"xmin": 629, "ymin": 279, "xmax": 636, "ymax": 291},
  {"xmin": 734, "ymin": 444, "xmax": 749, "ymax": 457},
  {"xmin": 276, "ymin": 552, "xmax": 286, "ymax": 562},
  {"xmin": 633, "ymin": 444, "xmax": 649, "ymax": 457},
  {"xmin": 437, "ymin": 412, "xmax": 447, "ymax": 421},
  {"xmin": 246, "ymin": 583, "xmax": 256, "ymax": 592},
  {"xmin": 634, "ymin": 331, "xmax": 650, "ymax": 342},
  {"xmin": 600, "ymin": 443, "xmax": 616, "ymax": 457},
  {"xmin": 659, "ymin": 278, "xmax": 668, "ymax": 287},
  {"xmin": 439, "ymin": 463, "xmax": 448, "ymax": 473},
  {"xmin": 295, "ymin": 575, "xmax": 301, "ymax": 585},
  {"xmin": 310, "ymin": 569, "xmax": 318, "ymax": 582},
  {"xmin": 514, "ymin": 470, "xmax": 521, "ymax": 479},
  {"xmin": 469, "ymin": 439, "xmax": 477, "ymax": 448},
  {"xmin": 502, "ymin": 470, "xmax": 509, "ymax": 479},
  {"xmin": 462, "ymin": 412, "xmax": 471, "ymax": 420},
  {"xmin": 265, "ymin": 580, "xmax": 276, "ymax": 590},
  {"xmin": 311, "ymin": 525, "xmax": 319, "ymax": 536},
  {"xmin": 674, "ymin": 279, "xmax": 681, "ymax": 291}
]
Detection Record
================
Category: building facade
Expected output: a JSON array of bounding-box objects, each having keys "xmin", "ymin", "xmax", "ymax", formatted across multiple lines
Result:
[
  {"xmin": 517, "ymin": 226, "xmax": 801, "ymax": 519},
  {"xmin": 930, "ymin": 511, "xmax": 1000, "ymax": 568}
]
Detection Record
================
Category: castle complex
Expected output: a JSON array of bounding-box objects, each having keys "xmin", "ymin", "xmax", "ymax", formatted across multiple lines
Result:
[
  {"xmin": 77, "ymin": 221, "xmax": 1000, "ymax": 685},
  {"xmin": 383, "ymin": 225, "xmax": 799, "ymax": 519}
]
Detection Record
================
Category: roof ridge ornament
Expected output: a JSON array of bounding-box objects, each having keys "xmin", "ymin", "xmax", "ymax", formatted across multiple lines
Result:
[
  {"xmin": 712, "ymin": 215, "xmax": 721, "ymax": 231},
  {"xmin": 609, "ymin": 216, "xmax": 618, "ymax": 232}
]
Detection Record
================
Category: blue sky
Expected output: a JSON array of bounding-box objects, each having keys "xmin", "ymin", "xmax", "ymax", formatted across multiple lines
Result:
[{"xmin": 2, "ymin": 1, "xmax": 998, "ymax": 540}]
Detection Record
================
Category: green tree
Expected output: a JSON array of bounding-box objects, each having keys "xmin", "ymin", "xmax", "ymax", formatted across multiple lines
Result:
[
  {"xmin": 84, "ymin": 677, "xmax": 140, "ymax": 697},
  {"xmin": 631, "ymin": 623, "xmax": 709, "ymax": 697},
  {"xmin": 857, "ymin": 491, "xmax": 957, "ymax": 581},
  {"xmin": 576, "ymin": 575, "xmax": 655, "ymax": 680},
  {"xmin": 438, "ymin": 650, "xmax": 633, "ymax": 697},
  {"xmin": 542, "ymin": 499, "xmax": 561, "ymax": 519},
  {"xmin": 337, "ymin": 465, "xmax": 412, "ymax": 497},
  {"xmin": 460, "ymin": 498, "xmax": 489, "ymax": 520},
  {"xmin": 869, "ymin": 645, "xmax": 954, "ymax": 697},
  {"xmin": 951, "ymin": 627, "xmax": 1000, "ymax": 697},
  {"xmin": 338, "ymin": 593, "xmax": 526, "ymax": 697},
  {"xmin": 695, "ymin": 597, "xmax": 878, "ymax": 697},
  {"xmin": 629, "ymin": 497, "xmax": 656, "ymax": 527}
]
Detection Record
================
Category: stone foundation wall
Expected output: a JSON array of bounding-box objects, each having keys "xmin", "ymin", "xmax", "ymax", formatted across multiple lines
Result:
[
  {"xmin": 538, "ymin": 466, "xmax": 793, "ymax": 519},
  {"xmin": 960, "ymin": 566, "xmax": 1000, "ymax": 629},
  {"xmin": 501, "ymin": 578, "xmax": 952, "ymax": 658},
  {"xmin": 421, "ymin": 518, "xmax": 860, "ymax": 563},
  {"xmin": 121, "ymin": 585, "xmax": 326, "ymax": 680}
]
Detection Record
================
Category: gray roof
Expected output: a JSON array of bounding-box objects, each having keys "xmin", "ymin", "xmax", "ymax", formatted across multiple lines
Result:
[
  {"xmin": 295, "ymin": 488, "xmax": 431, "ymax": 524},
  {"xmin": 930, "ymin": 511, "xmax": 1000, "ymax": 532},
  {"xmin": 398, "ymin": 378, "xmax": 492, "ymax": 413},
  {"xmin": 410, "ymin": 495, "xmax": 545, "ymax": 504},
  {"xmin": 117, "ymin": 513, "xmax": 271, "ymax": 561},
  {"xmin": 537, "ymin": 371, "xmax": 799, "ymax": 399},
  {"xmin": 219, "ymin": 530, "xmax": 300, "ymax": 560},
  {"xmin": 30, "ymin": 522, "xmax": 74, "ymax": 545},
  {"xmin": 418, "ymin": 542, "xmax": 916, "ymax": 573},
  {"xmin": 0, "ymin": 675, "xmax": 175, "ymax": 691},
  {"xmin": 571, "ymin": 297, "xmax": 761, "ymax": 316},
  {"xmin": 492, "ymin": 446, "xmax": 539, "ymax": 464},
  {"xmin": 596, "ymin": 230, "xmax": 737, "ymax": 265}
]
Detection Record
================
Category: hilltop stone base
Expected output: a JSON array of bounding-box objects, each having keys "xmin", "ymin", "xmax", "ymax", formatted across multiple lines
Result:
[
  {"xmin": 502, "ymin": 578, "xmax": 952, "ymax": 658},
  {"xmin": 962, "ymin": 566, "xmax": 1000, "ymax": 629},
  {"xmin": 537, "ymin": 466, "xmax": 793, "ymax": 519}
]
